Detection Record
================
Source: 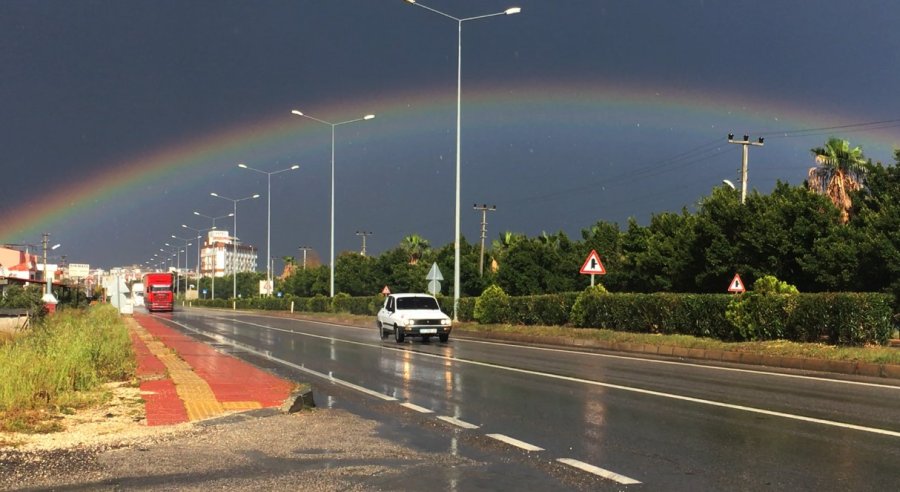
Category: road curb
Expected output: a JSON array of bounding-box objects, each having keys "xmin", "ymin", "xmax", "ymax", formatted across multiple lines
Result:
[{"xmin": 453, "ymin": 329, "xmax": 900, "ymax": 380}]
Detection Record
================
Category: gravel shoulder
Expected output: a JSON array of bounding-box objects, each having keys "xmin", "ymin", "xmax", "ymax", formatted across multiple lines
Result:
[{"xmin": 0, "ymin": 386, "xmax": 476, "ymax": 491}]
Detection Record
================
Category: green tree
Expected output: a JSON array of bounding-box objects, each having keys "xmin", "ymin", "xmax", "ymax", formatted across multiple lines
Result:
[
  {"xmin": 335, "ymin": 252, "xmax": 378, "ymax": 296},
  {"xmin": 808, "ymin": 137, "xmax": 868, "ymax": 223},
  {"xmin": 401, "ymin": 234, "xmax": 430, "ymax": 265}
]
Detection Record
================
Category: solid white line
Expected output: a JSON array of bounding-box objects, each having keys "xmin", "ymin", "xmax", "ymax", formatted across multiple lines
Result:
[
  {"xmin": 557, "ymin": 458, "xmax": 641, "ymax": 485},
  {"xmin": 437, "ymin": 416, "xmax": 480, "ymax": 429},
  {"xmin": 172, "ymin": 313, "xmax": 900, "ymax": 438},
  {"xmin": 486, "ymin": 433, "xmax": 544, "ymax": 452},
  {"xmin": 401, "ymin": 402, "xmax": 434, "ymax": 414},
  {"xmin": 460, "ymin": 338, "xmax": 900, "ymax": 391}
]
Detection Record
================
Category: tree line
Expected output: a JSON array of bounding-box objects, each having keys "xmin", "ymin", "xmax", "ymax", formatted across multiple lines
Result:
[{"xmin": 268, "ymin": 140, "xmax": 899, "ymax": 307}]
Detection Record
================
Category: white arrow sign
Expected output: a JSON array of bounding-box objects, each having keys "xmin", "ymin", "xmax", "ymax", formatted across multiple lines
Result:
[{"xmin": 426, "ymin": 262, "xmax": 444, "ymax": 281}]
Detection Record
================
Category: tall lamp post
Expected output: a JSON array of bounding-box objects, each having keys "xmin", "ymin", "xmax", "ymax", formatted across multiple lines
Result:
[
  {"xmin": 210, "ymin": 192, "xmax": 260, "ymax": 299},
  {"xmin": 170, "ymin": 235, "xmax": 193, "ymax": 295},
  {"xmin": 193, "ymin": 211, "xmax": 233, "ymax": 299},
  {"xmin": 182, "ymin": 224, "xmax": 215, "ymax": 296},
  {"xmin": 291, "ymin": 109, "xmax": 374, "ymax": 297},
  {"xmin": 238, "ymin": 163, "xmax": 299, "ymax": 296},
  {"xmin": 404, "ymin": 0, "xmax": 521, "ymax": 320}
]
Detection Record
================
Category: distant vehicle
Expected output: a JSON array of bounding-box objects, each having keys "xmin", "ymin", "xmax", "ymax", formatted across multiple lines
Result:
[
  {"xmin": 377, "ymin": 293, "xmax": 451, "ymax": 343},
  {"xmin": 142, "ymin": 273, "xmax": 174, "ymax": 312},
  {"xmin": 131, "ymin": 282, "xmax": 145, "ymax": 307}
]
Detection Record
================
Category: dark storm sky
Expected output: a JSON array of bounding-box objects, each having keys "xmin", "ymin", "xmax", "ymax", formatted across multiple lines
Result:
[{"xmin": 2, "ymin": 0, "xmax": 899, "ymax": 270}]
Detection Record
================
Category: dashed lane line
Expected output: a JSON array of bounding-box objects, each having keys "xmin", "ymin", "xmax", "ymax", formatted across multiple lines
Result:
[
  {"xmin": 557, "ymin": 458, "xmax": 642, "ymax": 485},
  {"xmin": 487, "ymin": 433, "xmax": 545, "ymax": 452},
  {"xmin": 401, "ymin": 402, "xmax": 434, "ymax": 414},
  {"xmin": 436, "ymin": 416, "xmax": 480, "ymax": 429}
]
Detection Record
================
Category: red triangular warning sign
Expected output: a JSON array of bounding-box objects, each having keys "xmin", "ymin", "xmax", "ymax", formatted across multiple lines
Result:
[
  {"xmin": 580, "ymin": 250, "xmax": 606, "ymax": 275},
  {"xmin": 727, "ymin": 273, "xmax": 745, "ymax": 293}
]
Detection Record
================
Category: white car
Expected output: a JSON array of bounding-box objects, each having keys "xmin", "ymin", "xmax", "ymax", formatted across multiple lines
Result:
[{"xmin": 377, "ymin": 293, "xmax": 452, "ymax": 343}]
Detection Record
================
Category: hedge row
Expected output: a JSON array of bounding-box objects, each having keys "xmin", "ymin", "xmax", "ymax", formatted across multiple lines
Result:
[{"xmin": 191, "ymin": 290, "xmax": 895, "ymax": 346}]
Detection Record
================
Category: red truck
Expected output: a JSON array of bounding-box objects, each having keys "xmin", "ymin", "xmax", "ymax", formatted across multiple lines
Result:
[{"xmin": 143, "ymin": 273, "xmax": 174, "ymax": 312}]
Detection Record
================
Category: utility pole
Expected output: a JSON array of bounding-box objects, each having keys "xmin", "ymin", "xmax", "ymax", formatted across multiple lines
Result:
[
  {"xmin": 727, "ymin": 133, "xmax": 765, "ymax": 204},
  {"xmin": 473, "ymin": 204, "xmax": 497, "ymax": 276},
  {"xmin": 355, "ymin": 231, "xmax": 373, "ymax": 256},
  {"xmin": 42, "ymin": 233, "xmax": 50, "ymax": 295},
  {"xmin": 298, "ymin": 246, "xmax": 312, "ymax": 270}
]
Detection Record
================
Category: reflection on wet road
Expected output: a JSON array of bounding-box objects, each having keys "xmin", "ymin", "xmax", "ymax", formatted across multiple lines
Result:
[{"xmin": 165, "ymin": 308, "xmax": 900, "ymax": 491}]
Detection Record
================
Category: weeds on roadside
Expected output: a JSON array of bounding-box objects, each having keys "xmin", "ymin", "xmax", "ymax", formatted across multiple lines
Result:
[{"xmin": 0, "ymin": 305, "xmax": 135, "ymax": 432}]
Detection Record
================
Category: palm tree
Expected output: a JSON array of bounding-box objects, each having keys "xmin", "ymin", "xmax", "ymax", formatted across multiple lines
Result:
[
  {"xmin": 490, "ymin": 231, "xmax": 525, "ymax": 270},
  {"xmin": 280, "ymin": 256, "xmax": 296, "ymax": 279},
  {"xmin": 808, "ymin": 137, "xmax": 867, "ymax": 223},
  {"xmin": 402, "ymin": 234, "xmax": 430, "ymax": 265}
]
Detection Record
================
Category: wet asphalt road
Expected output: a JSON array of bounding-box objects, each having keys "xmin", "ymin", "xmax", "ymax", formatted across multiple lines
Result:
[{"xmin": 160, "ymin": 308, "xmax": 900, "ymax": 491}]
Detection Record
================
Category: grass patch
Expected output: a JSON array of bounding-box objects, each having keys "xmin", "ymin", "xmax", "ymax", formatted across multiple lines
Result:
[
  {"xmin": 455, "ymin": 322, "xmax": 900, "ymax": 365},
  {"xmin": 0, "ymin": 305, "xmax": 135, "ymax": 433}
]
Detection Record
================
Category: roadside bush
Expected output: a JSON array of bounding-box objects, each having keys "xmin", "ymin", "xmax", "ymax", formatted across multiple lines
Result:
[
  {"xmin": 570, "ymin": 285, "xmax": 609, "ymax": 328},
  {"xmin": 452, "ymin": 296, "xmax": 475, "ymax": 322},
  {"xmin": 474, "ymin": 285, "xmax": 512, "ymax": 324},
  {"xmin": 726, "ymin": 276, "xmax": 800, "ymax": 341},
  {"xmin": 508, "ymin": 292, "xmax": 579, "ymax": 326},
  {"xmin": 332, "ymin": 293, "xmax": 352, "ymax": 313},
  {"xmin": 307, "ymin": 294, "xmax": 331, "ymax": 313}
]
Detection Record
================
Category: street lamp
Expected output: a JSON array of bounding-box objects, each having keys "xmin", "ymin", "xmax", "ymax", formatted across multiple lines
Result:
[
  {"xmin": 182, "ymin": 224, "xmax": 215, "ymax": 295},
  {"xmin": 238, "ymin": 163, "xmax": 300, "ymax": 296},
  {"xmin": 291, "ymin": 109, "xmax": 375, "ymax": 297},
  {"xmin": 171, "ymin": 235, "xmax": 193, "ymax": 296},
  {"xmin": 298, "ymin": 246, "xmax": 312, "ymax": 270},
  {"xmin": 210, "ymin": 192, "xmax": 260, "ymax": 299},
  {"xmin": 405, "ymin": 0, "xmax": 521, "ymax": 320},
  {"xmin": 193, "ymin": 211, "xmax": 233, "ymax": 299}
]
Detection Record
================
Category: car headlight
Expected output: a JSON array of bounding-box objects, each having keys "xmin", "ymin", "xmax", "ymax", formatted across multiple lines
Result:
[
  {"xmin": 404, "ymin": 319, "xmax": 414, "ymax": 327},
  {"xmin": 441, "ymin": 318, "xmax": 451, "ymax": 326}
]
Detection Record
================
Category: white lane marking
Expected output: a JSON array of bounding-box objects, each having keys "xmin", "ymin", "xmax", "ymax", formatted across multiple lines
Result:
[
  {"xmin": 460, "ymin": 338, "xmax": 900, "ymax": 391},
  {"xmin": 437, "ymin": 416, "xmax": 480, "ymax": 429},
  {"xmin": 194, "ymin": 307, "xmax": 900, "ymax": 391},
  {"xmin": 401, "ymin": 402, "xmax": 434, "ymax": 414},
  {"xmin": 557, "ymin": 458, "xmax": 641, "ymax": 485},
  {"xmin": 486, "ymin": 433, "xmax": 545, "ymax": 452},
  {"xmin": 163, "ymin": 318, "xmax": 397, "ymax": 402},
  {"xmin": 175, "ymin": 312, "xmax": 900, "ymax": 438}
]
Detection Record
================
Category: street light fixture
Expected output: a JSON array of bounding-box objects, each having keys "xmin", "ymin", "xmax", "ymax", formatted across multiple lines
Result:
[
  {"xmin": 171, "ymin": 235, "xmax": 194, "ymax": 296},
  {"xmin": 193, "ymin": 211, "xmax": 234, "ymax": 299},
  {"xmin": 405, "ymin": 0, "xmax": 521, "ymax": 320},
  {"xmin": 291, "ymin": 109, "xmax": 375, "ymax": 297},
  {"xmin": 210, "ymin": 192, "xmax": 260, "ymax": 299},
  {"xmin": 182, "ymin": 224, "xmax": 215, "ymax": 295},
  {"xmin": 238, "ymin": 163, "xmax": 300, "ymax": 296}
]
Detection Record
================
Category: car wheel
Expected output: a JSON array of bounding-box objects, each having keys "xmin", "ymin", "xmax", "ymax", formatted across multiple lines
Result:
[
  {"xmin": 394, "ymin": 324, "xmax": 405, "ymax": 343},
  {"xmin": 377, "ymin": 321, "xmax": 386, "ymax": 340},
  {"xmin": 439, "ymin": 333, "xmax": 449, "ymax": 343}
]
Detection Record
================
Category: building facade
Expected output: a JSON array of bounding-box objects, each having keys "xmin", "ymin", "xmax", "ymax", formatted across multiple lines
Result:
[{"xmin": 199, "ymin": 230, "xmax": 257, "ymax": 278}]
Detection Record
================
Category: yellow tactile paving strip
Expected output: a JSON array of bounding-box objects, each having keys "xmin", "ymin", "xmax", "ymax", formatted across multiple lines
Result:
[{"xmin": 132, "ymin": 322, "xmax": 229, "ymax": 421}]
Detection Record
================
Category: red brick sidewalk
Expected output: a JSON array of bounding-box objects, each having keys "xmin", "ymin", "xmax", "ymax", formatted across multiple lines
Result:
[{"xmin": 129, "ymin": 314, "xmax": 294, "ymax": 426}]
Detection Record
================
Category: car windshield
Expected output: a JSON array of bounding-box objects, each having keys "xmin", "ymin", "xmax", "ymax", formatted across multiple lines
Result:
[
  {"xmin": 396, "ymin": 296, "xmax": 439, "ymax": 311},
  {"xmin": 150, "ymin": 285, "xmax": 171, "ymax": 292}
]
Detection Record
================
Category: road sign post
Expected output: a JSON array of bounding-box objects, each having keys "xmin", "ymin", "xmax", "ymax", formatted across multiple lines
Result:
[
  {"xmin": 579, "ymin": 250, "xmax": 606, "ymax": 286},
  {"xmin": 728, "ymin": 273, "xmax": 746, "ymax": 293},
  {"xmin": 426, "ymin": 263, "xmax": 444, "ymax": 296}
]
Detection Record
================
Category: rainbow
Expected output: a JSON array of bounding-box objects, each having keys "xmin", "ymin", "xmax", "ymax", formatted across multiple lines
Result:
[{"xmin": 2, "ymin": 79, "xmax": 897, "ymax": 242}]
